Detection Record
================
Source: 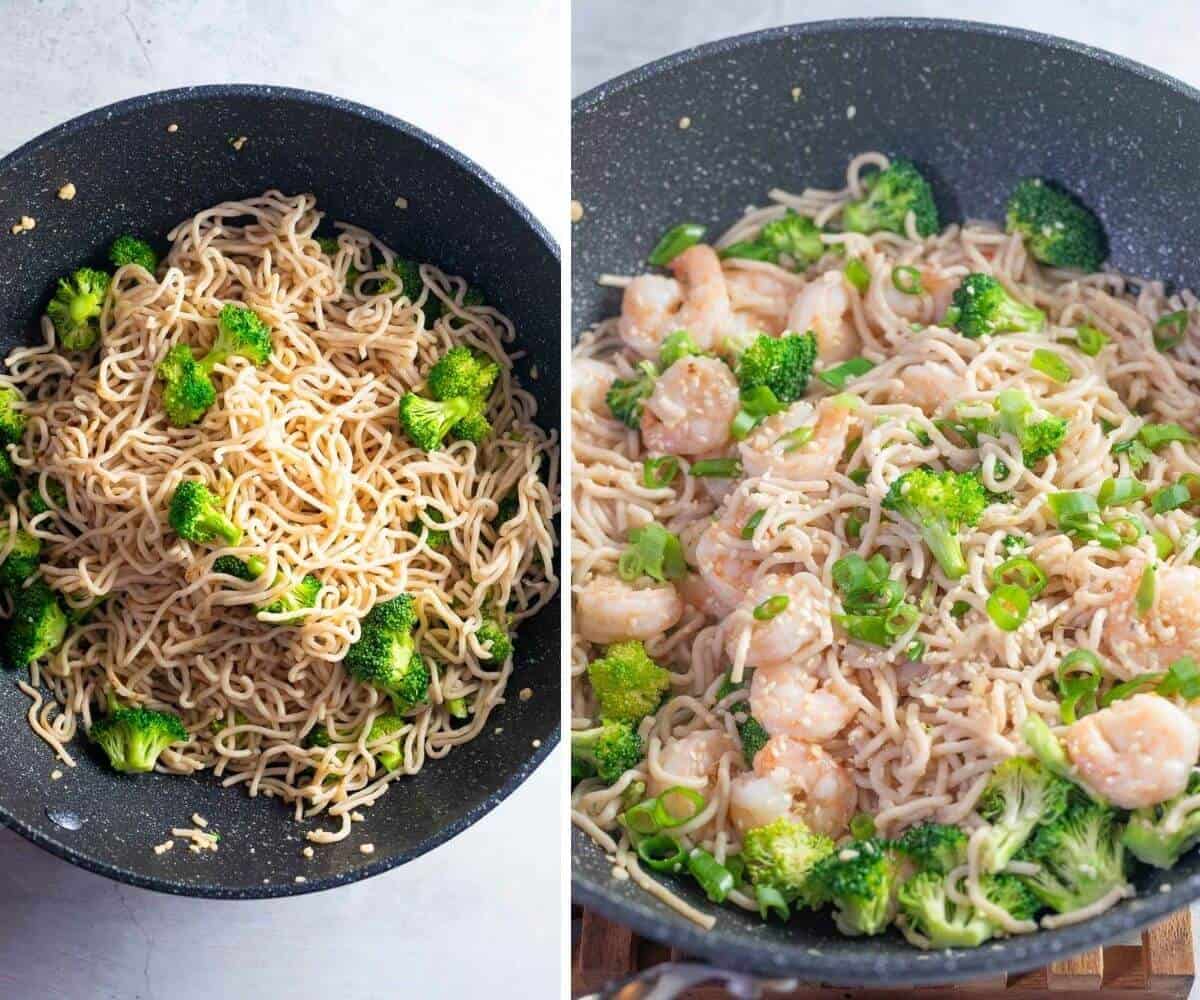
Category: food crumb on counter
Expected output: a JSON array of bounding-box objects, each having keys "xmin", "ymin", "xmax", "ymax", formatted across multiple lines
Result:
[
  {"xmin": 360, "ymin": 843, "xmax": 375, "ymax": 855},
  {"xmin": 153, "ymin": 840, "xmax": 174, "ymax": 855},
  {"xmin": 10, "ymin": 216, "xmax": 35, "ymax": 235},
  {"xmin": 570, "ymin": 200, "xmax": 584, "ymax": 223},
  {"xmin": 57, "ymin": 183, "xmax": 76, "ymax": 201}
]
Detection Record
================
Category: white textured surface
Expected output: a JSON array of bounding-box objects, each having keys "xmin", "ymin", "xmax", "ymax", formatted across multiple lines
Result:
[{"xmin": 0, "ymin": 2, "xmax": 564, "ymax": 1000}]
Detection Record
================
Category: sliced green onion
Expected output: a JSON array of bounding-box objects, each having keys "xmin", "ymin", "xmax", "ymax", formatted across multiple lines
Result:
[
  {"xmin": 992, "ymin": 556, "xmax": 1047, "ymax": 598},
  {"xmin": 907, "ymin": 420, "xmax": 932, "ymax": 446},
  {"xmin": 654, "ymin": 787, "xmax": 706, "ymax": 827},
  {"xmin": 686, "ymin": 848, "xmax": 734, "ymax": 903},
  {"xmin": 1002, "ymin": 534, "xmax": 1026, "ymax": 554},
  {"xmin": 1135, "ymin": 563, "xmax": 1156, "ymax": 617},
  {"xmin": 724, "ymin": 853, "xmax": 746, "ymax": 889},
  {"xmin": 777, "ymin": 425, "xmax": 814, "ymax": 453},
  {"xmin": 659, "ymin": 330, "xmax": 702, "ymax": 368},
  {"xmin": 1074, "ymin": 324, "xmax": 1110, "ymax": 356},
  {"xmin": 844, "ymin": 258, "xmax": 870, "ymax": 293},
  {"xmin": 891, "ymin": 265, "xmax": 923, "ymax": 295},
  {"xmin": 1139, "ymin": 423, "xmax": 1196, "ymax": 449},
  {"xmin": 833, "ymin": 613, "xmax": 891, "ymax": 646},
  {"xmin": 731, "ymin": 386, "xmax": 785, "ymax": 441},
  {"xmin": 986, "ymin": 584, "xmax": 1030, "ymax": 631},
  {"xmin": 621, "ymin": 780, "xmax": 646, "ymax": 811},
  {"xmin": 753, "ymin": 595, "xmax": 790, "ymax": 621},
  {"xmin": 690, "ymin": 458, "xmax": 741, "ymax": 478},
  {"xmin": 848, "ymin": 468, "xmax": 869, "ymax": 486},
  {"xmin": 1152, "ymin": 530, "xmax": 1175, "ymax": 559},
  {"xmin": 618, "ymin": 523, "xmax": 687, "ymax": 583},
  {"xmin": 642, "ymin": 455, "xmax": 680, "ymax": 489},
  {"xmin": 1154, "ymin": 310, "xmax": 1189, "ymax": 351},
  {"xmin": 755, "ymin": 884, "xmax": 790, "ymax": 922},
  {"xmin": 648, "ymin": 223, "xmax": 705, "ymax": 267},
  {"xmin": 1108, "ymin": 516, "xmax": 1144, "ymax": 545},
  {"xmin": 636, "ymin": 834, "xmax": 687, "ymax": 873},
  {"xmin": 905, "ymin": 639, "xmax": 926, "ymax": 662},
  {"xmin": 850, "ymin": 813, "xmax": 877, "ymax": 840},
  {"xmin": 1158, "ymin": 657, "xmax": 1200, "ymax": 701},
  {"xmin": 1152, "ymin": 483, "xmax": 1192, "ymax": 514},
  {"xmin": 719, "ymin": 240, "xmax": 773, "ymax": 262},
  {"xmin": 1031, "ymin": 348, "xmax": 1073, "ymax": 383},
  {"xmin": 1097, "ymin": 476, "xmax": 1146, "ymax": 507},
  {"xmin": 885, "ymin": 602, "xmax": 920, "ymax": 636},
  {"xmin": 741, "ymin": 509, "xmax": 765, "ymax": 540},
  {"xmin": 818, "ymin": 357, "xmax": 875, "ymax": 390},
  {"xmin": 1055, "ymin": 649, "xmax": 1103, "ymax": 725},
  {"xmin": 846, "ymin": 514, "xmax": 863, "ymax": 540},
  {"xmin": 1101, "ymin": 672, "xmax": 1163, "ymax": 707},
  {"xmin": 950, "ymin": 599, "xmax": 971, "ymax": 619},
  {"xmin": 1047, "ymin": 491, "xmax": 1100, "ymax": 522}
]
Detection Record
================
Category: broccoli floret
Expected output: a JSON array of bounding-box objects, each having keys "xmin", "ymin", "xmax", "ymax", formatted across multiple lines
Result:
[
  {"xmin": 993, "ymin": 389, "xmax": 1068, "ymax": 466},
  {"xmin": 1122, "ymin": 770, "xmax": 1200, "ymax": 869},
  {"xmin": 893, "ymin": 822, "xmax": 968, "ymax": 875},
  {"xmin": 367, "ymin": 712, "xmax": 408, "ymax": 772},
  {"xmin": 109, "ymin": 235, "xmax": 159, "ymax": 273},
  {"xmin": 977, "ymin": 757, "xmax": 1070, "ymax": 872},
  {"xmin": 306, "ymin": 724, "xmax": 332, "ymax": 748},
  {"xmin": 427, "ymin": 346, "xmax": 500, "ymax": 401},
  {"xmin": 803, "ymin": 838, "xmax": 898, "ymax": 936},
  {"xmin": 734, "ymin": 331, "xmax": 818, "ymax": 405},
  {"xmin": 167, "ymin": 480, "xmax": 243, "ymax": 547},
  {"xmin": 89, "ymin": 701, "xmax": 188, "ymax": 773},
  {"xmin": 451, "ymin": 407, "xmax": 492, "ymax": 444},
  {"xmin": 493, "ymin": 492, "xmax": 519, "ymax": 528},
  {"xmin": 46, "ymin": 268, "xmax": 110, "ymax": 351},
  {"xmin": 409, "ymin": 508, "xmax": 450, "ymax": 549},
  {"xmin": 344, "ymin": 595, "xmax": 428, "ymax": 711},
  {"xmin": 476, "ymin": 618, "xmax": 512, "ymax": 663},
  {"xmin": 658, "ymin": 330, "xmax": 705, "ymax": 369},
  {"xmin": 742, "ymin": 817, "xmax": 836, "ymax": 899},
  {"xmin": 4, "ymin": 578, "xmax": 67, "ymax": 669},
  {"xmin": 883, "ymin": 468, "xmax": 989, "ymax": 580},
  {"xmin": 398, "ymin": 393, "xmax": 474, "ymax": 450},
  {"xmin": 738, "ymin": 715, "xmax": 769, "ymax": 766},
  {"xmin": 446, "ymin": 696, "xmax": 470, "ymax": 720},
  {"xmin": 0, "ymin": 388, "xmax": 26, "ymax": 445},
  {"xmin": 362, "ymin": 594, "xmax": 418, "ymax": 634},
  {"xmin": 1005, "ymin": 179, "xmax": 1106, "ymax": 272},
  {"xmin": 206, "ymin": 304, "xmax": 273, "ymax": 368},
  {"xmin": 156, "ymin": 343, "xmax": 217, "ymax": 427},
  {"xmin": 951, "ymin": 274, "xmax": 1046, "ymax": 339},
  {"xmin": 898, "ymin": 870, "xmax": 1038, "ymax": 949},
  {"xmin": 315, "ymin": 236, "xmax": 340, "ymax": 257},
  {"xmin": 570, "ymin": 720, "xmax": 643, "ymax": 784},
  {"xmin": 390, "ymin": 258, "xmax": 423, "ymax": 299},
  {"xmin": 0, "ymin": 451, "xmax": 15, "ymax": 495},
  {"xmin": 0, "ymin": 526, "xmax": 41, "ymax": 592},
  {"xmin": 27, "ymin": 479, "xmax": 66, "ymax": 517},
  {"xmin": 213, "ymin": 554, "xmax": 263, "ymax": 581},
  {"xmin": 715, "ymin": 671, "xmax": 743, "ymax": 702},
  {"xmin": 587, "ymin": 640, "xmax": 671, "ymax": 723},
  {"xmin": 258, "ymin": 572, "xmax": 321, "ymax": 617},
  {"xmin": 1017, "ymin": 793, "xmax": 1128, "ymax": 913},
  {"xmin": 723, "ymin": 211, "xmax": 827, "ymax": 269},
  {"xmin": 842, "ymin": 159, "xmax": 939, "ymax": 238},
  {"xmin": 605, "ymin": 361, "xmax": 658, "ymax": 428}
]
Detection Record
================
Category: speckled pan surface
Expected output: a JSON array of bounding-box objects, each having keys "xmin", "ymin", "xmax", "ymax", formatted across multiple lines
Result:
[
  {"xmin": 0, "ymin": 84, "xmax": 560, "ymax": 898},
  {"xmin": 572, "ymin": 18, "xmax": 1200, "ymax": 984}
]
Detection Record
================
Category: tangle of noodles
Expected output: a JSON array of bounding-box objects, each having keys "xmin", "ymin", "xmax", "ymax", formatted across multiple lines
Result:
[
  {"xmin": 8, "ymin": 191, "xmax": 558, "ymax": 843},
  {"xmin": 571, "ymin": 152, "xmax": 1200, "ymax": 935}
]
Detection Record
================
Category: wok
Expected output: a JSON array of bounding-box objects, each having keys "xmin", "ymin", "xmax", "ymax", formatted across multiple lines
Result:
[
  {"xmin": 572, "ymin": 18, "xmax": 1200, "ymax": 984},
  {"xmin": 0, "ymin": 85, "xmax": 560, "ymax": 898}
]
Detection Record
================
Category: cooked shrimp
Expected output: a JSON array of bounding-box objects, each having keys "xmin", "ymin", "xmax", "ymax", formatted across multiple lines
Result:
[
  {"xmin": 575, "ymin": 575, "xmax": 683, "ymax": 645},
  {"xmin": 571, "ymin": 358, "xmax": 616, "ymax": 416},
  {"xmin": 729, "ymin": 770, "xmax": 793, "ymax": 834},
  {"xmin": 725, "ymin": 267, "xmax": 794, "ymax": 335},
  {"xmin": 739, "ymin": 398, "xmax": 856, "ymax": 481},
  {"xmin": 1106, "ymin": 564, "xmax": 1200, "ymax": 672},
  {"xmin": 641, "ymin": 355, "xmax": 740, "ymax": 457},
  {"xmin": 647, "ymin": 729, "xmax": 735, "ymax": 808},
  {"xmin": 695, "ymin": 520, "xmax": 759, "ymax": 616},
  {"xmin": 618, "ymin": 245, "xmax": 734, "ymax": 358},
  {"xmin": 787, "ymin": 270, "xmax": 860, "ymax": 363},
  {"xmin": 1063, "ymin": 694, "xmax": 1199, "ymax": 809},
  {"xmin": 750, "ymin": 662, "xmax": 857, "ymax": 742},
  {"xmin": 725, "ymin": 573, "xmax": 832, "ymax": 670},
  {"xmin": 889, "ymin": 361, "xmax": 968, "ymax": 415},
  {"xmin": 753, "ymin": 735, "xmax": 857, "ymax": 836}
]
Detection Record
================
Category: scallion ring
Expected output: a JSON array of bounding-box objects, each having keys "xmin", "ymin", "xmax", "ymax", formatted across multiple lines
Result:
[
  {"xmin": 1097, "ymin": 476, "xmax": 1145, "ymax": 507},
  {"xmin": 1055, "ymin": 649, "xmax": 1103, "ymax": 724},
  {"xmin": 891, "ymin": 265, "xmax": 923, "ymax": 295},
  {"xmin": 741, "ymin": 509, "xmax": 765, "ymax": 540},
  {"xmin": 690, "ymin": 458, "xmax": 742, "ymax": 478},
  {"xmin": 648, "ymin": 223, "xmax": 706, "ymax": 267},
  {"xmin": 844, "ymin": 258, "xmax": 870, "ymax": 293},
  {"xmin": 642, "ymin": 455, "xmax": 680, "ymax": 489},
  {"xmin": 753, "ymin": 595, "xmax": 790, "ymax": 621},
  {"xmin": 686, "ymin": 848, "xmax": 735, "ymax": 903},
  {"xmin": 986, "ymin": 584, "xmax": 1030, "ymax": 631},
  {"xmin": 635, "ymin": 834, "xmax": 687, "ymax": 873},
  {"xmin": 992, "ymin": 556, "xmax": 1047, "ymax": 599},
  {"xmin": 1154, "ymin": 309, "xmax": 1189, "ymax": 352},
  {"xmin": 1135, "ymin": 563, "xmax": 1156, "ymax": 617},
  {"xmin": 1031, "ymin": 348, "xmax": 1073, "ymax": 384}
]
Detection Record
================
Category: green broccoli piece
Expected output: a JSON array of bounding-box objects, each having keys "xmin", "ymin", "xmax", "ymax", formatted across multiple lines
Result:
[
  {"xmin": 1017, "ymin": 793, "xmax": 1128, "ymax": 913},
  {"xmin": 722, "ymin": 211, "xmax": 827, "ymax": 269},
  {"xmin": 742, "ymin": 817, "xmax": 836, "ymax": 899},
  {"xmin": 883, "ymin": 468, "xmax": 989, "ymax": 580},
  {"xmin": 658, "ymin": 330, "xmax": 705, "ymax": 369},
  {"xmin": 367, "ymin": 713, "xmax": 408, "ymax": 772},
  {"xmin": 108, "ymin": 235, "xmax": 159, "ymax": 273},
  {"xmin": 451, "ymin": 407, "xmax": 492, "ymax": 444},
  {"xmin": 1005, "ymin": 179, "xmax": 1106, "ymax": 272},
  {"xmin": 993, "ymin": 389, "xmax": 1068, "ymax": 466},
  {"xmin": 587, "ymin": 640, "xmax": 671, "ymax": 723},
  {"xmin": 951, "ymin": 274, "xmax": 1046, "ymax": 339},
  {"xmin": 714, "ymin": 671, "xmax": 743, "ymax": 702},
  {"xmin": 306, "ymin": 724, "xmax": 332, "ymax": 748},
  {"xmin": 156, "ymin": 343, "xmax": 217, "ymax": 427},
  {"xmin": 1122, "ymin": 770, "xmax": 1200, "ymax": 869},
  {"xmin": 212, "ymin": 554, "xmax": 263, "ymax": 581},
  {"xmin": 390, "ymin": 258, "xmax": 423, "ymax": 300},
  {"xmin": 898, "ymin": 870, "xmax": 1038, "ymax": 949},
  {"xmin": 977, "ymin": 757, "xmax": 1070, "ymax": 872},
  {"xmin": 27, "ymin": 479, "xmax": 66, "ymax": 517},
  {"xmin": 207, "ymin": 304, "xmax": 273, "ymax": 368},
  {"xmin": 738, "ymin": 715, "xmax": 769, "ymax": 766},
  {"xmin": 493, "ymin": 492, "xmax": 519, "ymax": 528},
  {"xmin": 892, "ymin": 822, "xmax": 969, "ymax": 875},
  {"xmin": 0, "ymin": 526, "xmax": 41, "ymax": 592},
  {"xmin": 167, "ymin": 480, "xmax": 242, "ymax": 547},
  {"xmin": 344, "ymin": 595, "xmax": 429, "ymax": 711},
  {"xmin": 605, "ymin": 360, "xmax": 658, "ymax": 428},
  {"xmin": 88, "ymin": 701, "xmax": 188, "ymax": 773},
  {"xmin": 734, "ymin": 331, "xmax": 818, "ymax": 405},
  {"xmin": 315, "ymin": 236, "xmax": 340, "ymax": 256},
  {"xmin": 398, "ymin": 393, "xmax": 474, "ymax": 450},
  {"xmin": 46, "ymin": 268, "xmax": 110, "ymax": 351},
  {"xmin": 258, "ymin": 573, "xmax": 321, "ymax": 617},
  {"xmin": 476, "ymin": 618, "xmax": 512, "ymax": 663},
  {"xmin": 803, "ymin": 837, "xmax": 898, "ymax": 936},
  {"xmin": 4, "ymin": 578, "xmax": 68, "ymax": 669},
  {"xmin": 0, "ymin": 388, "xmax": 26, "ymax": 446},
  {"xmin": 427, "ymin": 346, "xmax": 500, "ymax": 402},
  {"xmin": 0, "ymin": 451, "xmax": 15, "ymax": 495},
  {"xmin": 409, "ymin": 508, "xmax": 450, "ymax": 549},
  {"xmin": 842, "ymin": 159, "xmax": 939, "ymax": 238},
  {"xmin": 570, "ymin": 720, "xmax": 643, "ymax": 784},
  {"xmin": 446, "ymin": 696, "xmax": 470, "ymax": 720}
]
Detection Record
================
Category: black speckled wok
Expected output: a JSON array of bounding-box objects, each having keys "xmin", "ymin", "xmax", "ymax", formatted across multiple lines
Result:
[
  {"xmin": 0, "ymin": 85, "xmax": 559, "ymax": 898},
  {"xmin": 572, "ymin": 18, "xmax": 1200, "ymax": 985}
]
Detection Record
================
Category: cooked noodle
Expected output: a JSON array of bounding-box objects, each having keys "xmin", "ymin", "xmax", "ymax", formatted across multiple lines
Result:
[{"xmin": 9, "ymin": 191, "xmax": 558, "ymax": 841}]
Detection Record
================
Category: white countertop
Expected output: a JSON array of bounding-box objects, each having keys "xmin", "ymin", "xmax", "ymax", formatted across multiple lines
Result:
[{"xmin": 0, "ymin": 2, "xmax": 564, "ymax": 999}]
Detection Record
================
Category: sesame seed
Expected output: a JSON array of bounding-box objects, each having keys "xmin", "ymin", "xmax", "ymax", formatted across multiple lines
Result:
[
  {"xmin": 230, "ymin": 135, "xmax": 248, "ymax": 151},
  {"xmin": 394, "ymin": 196, "xmax": 408, "ymax": 210},
  {"xmin": 302, "ymin": 846, "xmax": 314, "ymax": 859},
  {"xmin": 57, "ymin": 183, "xmax": 76, "ymax": 201},
  {"xmin": 846, "ymin": 105, "xmax": 857, "ymax": 120},
  {"xmin": 360, "ymin": 843, "xmax": 375, "ymax": 855},
  {"xmin": 50, "ymin": 769, "xmax": 63, "ymax": 781},
  {"xmin": 167, "ymin": 123, "xmax": 179, "ymax": 133},
  {"xmin": 519, "ymin": 687, "xmax": 533, "ymax": 701},
  {"xmin": 570, "ymin": 200, "xmax": 584, "ymax": 223},
  {"xmin": 294, "ymin": 876, "xmax": 307, "ymax": 884},
  {"xmin": 678, "ymin": 116, "xmax": 692, "ymax": 130},
  {"xmin": 532, "ymin": 739, "xmax": 542, "ymax": 748},
  {"xmin": 350, "ymin": 811, "xmax": 365, "ymax": 822},
  {"xmin": 791, "ymin": 86, "xmax": 803, "ymax": 102}
]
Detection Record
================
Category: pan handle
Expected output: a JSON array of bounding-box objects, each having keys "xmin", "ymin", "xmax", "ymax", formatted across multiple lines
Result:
[{"xmin": 575, "ymin": 961, "xmax": 799, "ymax": 999}]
